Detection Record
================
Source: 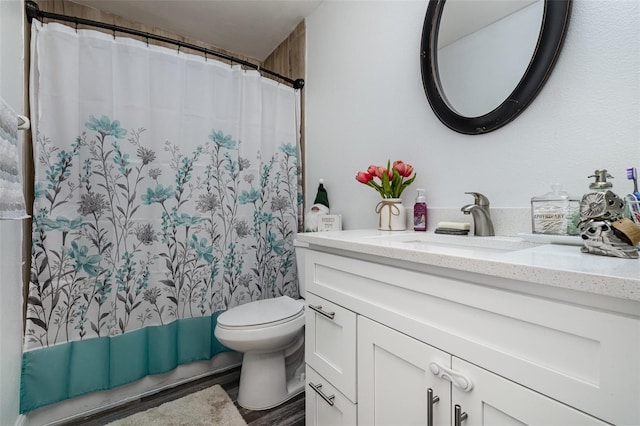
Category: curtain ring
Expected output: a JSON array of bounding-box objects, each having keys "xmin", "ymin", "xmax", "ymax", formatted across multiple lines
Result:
[
  {"xmin": 204, "ymin": 52, "xmax": 207, "ymax": 61},
  {"xmin": 74, "ymin": 19, "xmax": 78, "ymax": 33},
  {"xmin": 146, "ymin": 34, "xmax": 149, "ymax": 47},
  {"xmin": 112, "ymin": 28, "xmax": 116, "ymax": 40},
  {"xmin": 177, "ymin": 45, "xmax": 180, "ymax": 54}
]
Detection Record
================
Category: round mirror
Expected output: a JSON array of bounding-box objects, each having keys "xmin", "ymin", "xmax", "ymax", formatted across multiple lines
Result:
[{"xmin": 420, "ymin": 0, "xmax": 571, "ymax": 135}]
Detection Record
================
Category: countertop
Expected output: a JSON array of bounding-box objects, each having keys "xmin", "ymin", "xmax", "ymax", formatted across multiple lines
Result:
[{"xmin": 296, "ymin": 230, "xmax": 640, "ymax": 304}]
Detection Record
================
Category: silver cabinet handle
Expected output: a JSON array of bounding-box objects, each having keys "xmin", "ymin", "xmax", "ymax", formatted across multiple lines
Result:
[
  {"xmin": 308, "ymin": 304, "xmax": 335, "ymax": 320},
  {"xmin": 309, "ymin": 381, "xmax": 335, "ymax": 406},
  {"xmin": 454, "ymin": 404, "xmax": 468, "ymax": 426},
  {"xmin": 427, "ymin": 388, "xmax": 440, "ymax": 426}
]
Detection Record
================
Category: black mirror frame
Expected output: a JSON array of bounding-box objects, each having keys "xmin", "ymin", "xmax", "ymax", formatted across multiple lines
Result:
[{"xmin": 420, "ymin": 0, "xmax": 572, "ymax": 135}]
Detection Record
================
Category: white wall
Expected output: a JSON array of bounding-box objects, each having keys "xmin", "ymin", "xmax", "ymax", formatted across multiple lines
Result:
[
  {"xmin": 305, "ymin": 0, "xmax": 640, "ymax": 231},
  {"xmin": 0, "ymin": 1, "xmax": 25, "ymax": 425}
]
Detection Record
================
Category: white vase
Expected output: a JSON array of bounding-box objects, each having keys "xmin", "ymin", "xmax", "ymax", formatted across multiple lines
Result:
[{"xmin": 376, "ymin": 198, "xmax": 407, "ymax": 231}]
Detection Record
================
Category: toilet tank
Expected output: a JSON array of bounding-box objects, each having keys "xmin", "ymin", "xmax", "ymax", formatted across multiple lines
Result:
[{"xmin": 293, "ymin": 239, "xmax": 309, "ymax": 298}]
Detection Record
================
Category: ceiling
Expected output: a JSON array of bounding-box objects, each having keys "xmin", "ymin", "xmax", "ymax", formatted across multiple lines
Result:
[{"xmin": 73, "ymin": 0, "xmax": 322, "ymax": 61}]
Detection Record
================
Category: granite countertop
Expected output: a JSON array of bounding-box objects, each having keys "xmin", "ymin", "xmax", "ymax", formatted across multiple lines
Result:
[{"xmin": 296, "ymin": 230, "xmax": 640, "ymax": 303}]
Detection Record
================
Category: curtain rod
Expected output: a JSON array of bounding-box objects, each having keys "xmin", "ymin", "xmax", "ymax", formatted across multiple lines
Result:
[{"xmin": 25, "ymin": 1, "xmax": 305, "ymax": 90}]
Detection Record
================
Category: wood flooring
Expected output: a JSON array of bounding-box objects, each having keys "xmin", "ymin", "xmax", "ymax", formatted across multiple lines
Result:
[{"xmin": 62, "ymin": 366, "xmax": 305, "ymax": 426}]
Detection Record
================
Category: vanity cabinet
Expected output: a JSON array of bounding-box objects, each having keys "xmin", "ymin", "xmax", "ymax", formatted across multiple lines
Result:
[
  {"xmin": 302, "ymin": 248, "xmax": 639, "ymax": 426},
  {"xmin": 359, "ymin": 317, "xmax": 608, "ymax": 426}
]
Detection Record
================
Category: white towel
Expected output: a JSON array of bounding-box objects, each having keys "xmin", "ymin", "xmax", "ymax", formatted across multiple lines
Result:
[{"xmin": 0, "ymin": 97, "xmax": 28, "ymax": 219}]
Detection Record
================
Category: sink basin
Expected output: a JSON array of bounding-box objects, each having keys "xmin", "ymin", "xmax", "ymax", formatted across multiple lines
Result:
[{"xmin": 369, "ymin": 232, "xmax": 540, "ymax": 253}]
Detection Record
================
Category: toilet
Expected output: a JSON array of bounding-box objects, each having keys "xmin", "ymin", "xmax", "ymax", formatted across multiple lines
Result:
[{"xmin": 214, "ymin": 240, "xmax": 309, "ymax": 410}]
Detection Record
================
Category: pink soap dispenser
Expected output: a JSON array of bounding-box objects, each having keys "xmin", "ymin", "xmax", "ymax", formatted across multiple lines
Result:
[{"xmin": 414, "ymin": 188, "xmax": 427, "ymax": 231}]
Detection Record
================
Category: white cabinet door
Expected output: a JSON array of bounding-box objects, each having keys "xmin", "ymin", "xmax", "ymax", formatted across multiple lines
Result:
[
  {"xmin": 358, "ymin": 317, "xmax": 452, "ymax": 426},
  {"xmin": 452, "ymin": 358, "xmax": 610, "ymax": 426},
  {"xmin": 306, "ymin": 292, "xmax": 357, "ymax": 402},
  {"xmin": 306, "ymin": 366, "xmax": 357, "ymax": 426}
]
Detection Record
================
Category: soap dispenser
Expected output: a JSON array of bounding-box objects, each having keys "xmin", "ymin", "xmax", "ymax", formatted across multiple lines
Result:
[
  {"xmin": 580, "ymin": 170, "xmax": 621, "ymax": 221},
  {"xmin": 587, "ymin": 169, "xmax": 613, "ymax": 191},
  {"xmin": 413, "ymin": 189, "xmax": 427, "ymax": 231}
]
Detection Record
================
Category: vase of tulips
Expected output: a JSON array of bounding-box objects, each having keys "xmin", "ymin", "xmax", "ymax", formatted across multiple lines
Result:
[{"xmin": 356, "ymin": 160, "xmax": 416, "ymax": 231}]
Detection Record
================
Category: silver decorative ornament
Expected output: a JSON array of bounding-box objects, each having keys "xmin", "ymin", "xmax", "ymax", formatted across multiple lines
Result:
[
  {"xmin": 578, "ymin": 170, "xmax": 639, "ymax": 259},
  {"xmin": 579, "ymin": 220, "xmax": 638, "ymax": 259}
]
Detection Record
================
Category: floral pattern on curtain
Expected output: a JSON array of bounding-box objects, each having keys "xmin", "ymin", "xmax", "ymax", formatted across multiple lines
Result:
[{"xmin": 22, "ymin": 22, "xmax": 301, "ymax": 412}]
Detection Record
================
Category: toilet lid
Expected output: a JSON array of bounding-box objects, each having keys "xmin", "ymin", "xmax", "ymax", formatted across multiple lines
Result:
[{"xmin": 217, "ymin": 296, "xmax": 304, "ymax": 328}]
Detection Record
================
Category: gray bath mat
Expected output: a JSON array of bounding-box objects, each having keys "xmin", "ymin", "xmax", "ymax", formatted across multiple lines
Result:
[{"xmin": 107, "ymin": 384, "xmax": 247, "ymax": 426}]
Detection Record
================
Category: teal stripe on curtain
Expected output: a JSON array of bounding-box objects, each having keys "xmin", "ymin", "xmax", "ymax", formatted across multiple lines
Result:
[{"xmin": 20, "ymin": 312, "xmax": 229, "ymax": 413}]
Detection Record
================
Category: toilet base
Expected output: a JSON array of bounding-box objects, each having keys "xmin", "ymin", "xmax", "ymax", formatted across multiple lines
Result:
[{"xmin": 237, "ymin": 350, "xmax": 305, "ymax": 410}]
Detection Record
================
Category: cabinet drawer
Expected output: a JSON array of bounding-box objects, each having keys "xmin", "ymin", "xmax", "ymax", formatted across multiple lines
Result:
[
  {"xmin": 305, "ymin": 292, "xmax": 357, "ymax": 402},
  {"xmin": 306, "ymin": 366, "xmax": 357, "ymax": 426}
]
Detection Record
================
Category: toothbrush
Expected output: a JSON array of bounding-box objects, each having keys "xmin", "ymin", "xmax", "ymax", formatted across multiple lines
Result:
[
  {"xmin": 626, "ymin": 167, "xmax": 640, "ymax": 226},
  {"xmin": 627, "ymin": 167, "xmax": 640, "ymax": 200}
]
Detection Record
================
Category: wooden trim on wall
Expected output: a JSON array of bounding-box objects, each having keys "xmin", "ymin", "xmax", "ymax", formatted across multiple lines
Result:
[
  {"xmin": 23, "ymin": 7, "xmax": 34, "ymax": 325},
  {"xmin": 263, "ymin": 21, "xmax": 306, "ymax": 213}
]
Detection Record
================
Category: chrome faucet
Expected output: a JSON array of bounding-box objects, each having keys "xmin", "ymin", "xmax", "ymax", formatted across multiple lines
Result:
[{"xmin": 461, "ymin": 192, "xmax": 495, "ymax": 236}]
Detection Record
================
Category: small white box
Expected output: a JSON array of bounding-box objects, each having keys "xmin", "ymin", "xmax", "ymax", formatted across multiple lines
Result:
[{"xmin": 318, "ymin": 214, "xmax": 342, "ymax": 231}]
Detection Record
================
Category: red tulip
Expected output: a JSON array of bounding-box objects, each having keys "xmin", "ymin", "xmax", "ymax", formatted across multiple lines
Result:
[
  {"xmin": 372, "ymin": 166, "xmax": 392, "ymax": 180},
  {"xmin": 393, "ymin": 160, "xmax": 414, "ymax": 178},
  {"xmin": 357, "ymin": 159, "xmax": 416, "ymax": 198},
  {"xmin": 356, "ymin": 171, "xmax": 373, "ymax": 184},
  {"xmin": 386, "ymin": 168, "xmax": 394, "ymax": 179}
]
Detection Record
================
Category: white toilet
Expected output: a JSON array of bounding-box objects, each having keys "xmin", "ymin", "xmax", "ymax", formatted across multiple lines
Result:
[{"xmin": 214, "ymin": 240, "xmax": 309, "ymax": 410}]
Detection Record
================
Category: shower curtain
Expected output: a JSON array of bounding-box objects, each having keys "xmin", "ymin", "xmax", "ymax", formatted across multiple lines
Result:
[{"xmin": 21, "ymin": 22, "xmax": 301, "ymax": 413}]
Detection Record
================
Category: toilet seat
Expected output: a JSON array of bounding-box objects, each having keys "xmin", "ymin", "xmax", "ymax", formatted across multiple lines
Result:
[{"xmin": 217, "ymin": 296, "xmax": 304, "ymax": 330}]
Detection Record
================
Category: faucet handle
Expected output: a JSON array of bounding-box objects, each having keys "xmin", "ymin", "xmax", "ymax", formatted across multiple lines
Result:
[{"xmin": 464, "ymin": 192, "xmax": 490, "ymax": 206}]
